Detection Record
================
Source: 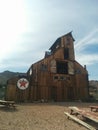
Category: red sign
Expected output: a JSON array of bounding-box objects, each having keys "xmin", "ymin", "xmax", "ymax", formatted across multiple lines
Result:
[{"xmin": 17, "ymin": 78, "xmax": 29, "ymax": 90}]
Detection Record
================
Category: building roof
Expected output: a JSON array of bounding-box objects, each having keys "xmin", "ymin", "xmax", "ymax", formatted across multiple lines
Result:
[{"xmin": 49, "ymin": 31, "xmax": 75, "ymax": 51}]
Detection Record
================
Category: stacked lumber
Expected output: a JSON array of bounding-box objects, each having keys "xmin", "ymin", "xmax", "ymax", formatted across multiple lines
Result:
[
  {"xmin": 69, "ymin": 106, "xmax": 98, "ymax": 123},
  {"xmin": 64, "ymin": 112, "xmax": 96, "ymax": 130},
  {"xmin": 90, "ymin": 106, "xmax": 98, "ymax": 112},
  {"xmin": 64, "ymin": 106, "xmax": 98, "ymax": 130},
  {"xmin": 0, "ymin": 100, "xmax": 16, "ymax": 108}
]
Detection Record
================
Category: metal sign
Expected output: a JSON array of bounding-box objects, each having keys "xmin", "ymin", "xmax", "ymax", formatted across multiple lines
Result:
[{"xmin": 17, "ymin": 78, "xmax": 29, "ymax": 90}]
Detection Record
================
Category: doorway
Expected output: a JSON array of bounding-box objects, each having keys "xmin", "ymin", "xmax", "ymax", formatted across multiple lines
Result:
[
  {"xmin": 51, "ymin": 86, "xmax": 57, "ymax": 101},
  {"xmin": 67, "ymin": 87, "xmax": 74, "ymax": 100}
]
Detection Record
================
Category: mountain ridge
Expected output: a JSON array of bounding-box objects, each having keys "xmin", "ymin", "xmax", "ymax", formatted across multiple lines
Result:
[{"xmin": 0, "ymin": 70, "xmax": 26, "ymax": 84}]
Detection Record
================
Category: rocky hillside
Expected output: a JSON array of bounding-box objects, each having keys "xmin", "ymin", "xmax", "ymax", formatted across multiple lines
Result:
[
  {"xmin": 0, "ymin": 70, "xmax": 26, "ymax": 84},
  {"xmin": 89, "ymin": 80, "xmax": 98, "ymax": 89}
]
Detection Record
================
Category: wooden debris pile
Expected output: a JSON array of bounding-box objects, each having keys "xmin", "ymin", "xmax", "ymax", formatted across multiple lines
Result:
[{"xmin": 64, "ymin": 106, "xmax": 98, "ymax": 130}]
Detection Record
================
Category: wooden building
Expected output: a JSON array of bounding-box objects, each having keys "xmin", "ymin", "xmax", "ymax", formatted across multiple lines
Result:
[
  {"xmin": 5, "ymin": 32, "xmax": 89, "ymax": 102},
  {"xmin": 5, "ymin": 76, "xmax": 30, "ymax": 102}
]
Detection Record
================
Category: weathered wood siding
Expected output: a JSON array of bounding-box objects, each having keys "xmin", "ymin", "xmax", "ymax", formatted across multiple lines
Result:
[
  {"xmin": 6, "ymin": 77, "xmax": 30, "ymax": 102},
  {"xmin": 5, "ymin": 32, "xmax": 89, "ymax": 102}
]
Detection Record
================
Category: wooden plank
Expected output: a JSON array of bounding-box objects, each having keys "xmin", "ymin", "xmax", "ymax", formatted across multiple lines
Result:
[
  {"xmin": 90, "ymin": 106, "xmax": 98, "ymax": 112},
  {"xmin": 0, "ymin": 100, "xmax": 15, "ymax": 104},
  {"xmin": 69, "ymin": 106, "xmax": 98, "ymax": 123},
  {"xmin": 0, "ymin": 100, "xmax": 15, "ymax": 108},
  {"xmin": 64, "ymin": 112, "xmax": 96, "ymax": 130},
  {"xmin": 85, "ymin": 112, "xmax": 98, "ymax": 123}
]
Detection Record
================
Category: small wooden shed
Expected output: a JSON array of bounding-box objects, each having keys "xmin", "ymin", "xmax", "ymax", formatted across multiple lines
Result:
[{"xmin": 5, "ymin": 76, "xmax": 30, "ymax": 102}]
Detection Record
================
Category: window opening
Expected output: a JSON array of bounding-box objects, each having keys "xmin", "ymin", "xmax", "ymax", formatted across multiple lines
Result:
[
  {"xmin": 53, "ymin": 76, "xmax": 58, "ymax": 80},
  {"xmin": 64, "ymin": 48, "xmax": 69, "ymax": 59},
  {"xmin": 57, "ymin": 62, "xmax": 68, "ymax": 74},
  {"xmin": 60, "ymin": 76, "xmax": 65, "ymax": 80}
]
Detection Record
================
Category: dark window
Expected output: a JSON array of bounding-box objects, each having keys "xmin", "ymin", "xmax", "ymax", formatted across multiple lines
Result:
[
  {"xmin": 75, "ymin": 69, "xmax": 81, "ymax": 74},
  {"xmin": 60, "ymin": 76, "xmax": 65, "ymax": 80},
  {"xmin": 53, "ymin": 76, "xmax": 58, "ymax": 80},
  {"xmin": 57, "ymin": 62, "xmax": 68, "ymax": 74},
  {"xmin": 66, "ymin": 37, "xmax": 70, "ymax": 44},
  {"xmin": 40, "ymin": 64, "xmax": 47, "ymax": 71},
  {"xmin": 64, "ymin": 48, "xmax": 69, "ymax": 59},
  {"xmin": 66, "ymin": 77, "xmax": 70, "ymax": 80}
]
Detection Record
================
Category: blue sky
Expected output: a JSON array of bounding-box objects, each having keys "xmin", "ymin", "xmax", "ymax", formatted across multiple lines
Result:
[{"xmin": 0, "ymin": 0, "xmax": 98, "ymax": 80}]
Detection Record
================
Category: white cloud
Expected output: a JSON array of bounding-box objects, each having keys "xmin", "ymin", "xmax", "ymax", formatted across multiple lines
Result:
[
  {"xmin": 76, "ymin": 54, "xmax": 98, "ymax": 65},
  {"xmin": 75, "ymin": 28, "xmax": 98, "ymax": 67},
  {"xmin": 0, "ymin": 0, "xmax": 28, "ymax": 60},
  {"xmin": 75, "ymin": 28, "xmax": 98, "ymax": 52}
]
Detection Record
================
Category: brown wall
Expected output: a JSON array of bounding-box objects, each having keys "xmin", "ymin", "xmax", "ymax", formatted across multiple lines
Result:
[
  {"xmin": 6, "ymin": 77, "xmax": 30, "ymax": 102},
  {"xmin": 5, "ymin": 33, "xmax": 89, "ymax": 102}
]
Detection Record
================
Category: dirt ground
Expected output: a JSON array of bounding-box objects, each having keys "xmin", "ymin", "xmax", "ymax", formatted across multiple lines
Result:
[{"xmin": 0, "ymin": 102, "xmax": 98, "ymax": 130}]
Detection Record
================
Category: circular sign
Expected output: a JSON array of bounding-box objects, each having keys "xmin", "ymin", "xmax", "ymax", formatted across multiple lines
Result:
[{"xmin": 17, "ymin": 78, "xmax": 29, "ymax": 90}]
